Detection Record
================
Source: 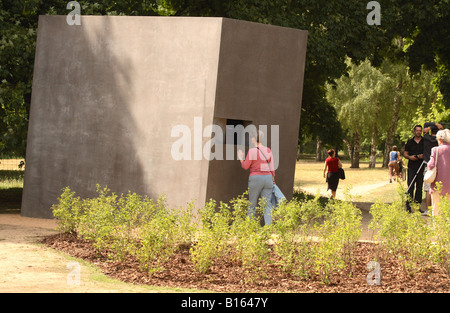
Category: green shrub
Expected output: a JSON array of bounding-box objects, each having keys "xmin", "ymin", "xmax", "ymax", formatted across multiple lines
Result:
[
  {"xmin": 369, "ymin": 200, "xmax": 432, "ymax": 274},
  {"xmin": 271, "ymin": 195, "xmax": 361, "ymax": 283},
  {"xmin": 229, "ymin": 194, "xmax": 271, "ymax": 279},
  {"xmin": 431, "ymin": 193, "xmax": 450, "ymax": 273},
  {"xmin": 54, "ymin": 185, "xmax": 450, "ymax": 283},
  {"xmin": 271, "ymin": 196, "xmax": 325, "ymax": 279},
  {"xmin": 190, "ymin": 199, "xmax": 232, "ymax": 273},
  {"xmin": 74, "ymin": 186, "xmax": 122, "ymax": 256},
  {"xmin": 314, "ymin": 200, "xmax": 362, "ymax": 283},
  {"xmin": 135, "ymin": 199, "xmax": 195, "ymax": 273},
  {"xmin": 52, "ymin": 186, "xmax": 84, "ymax": 234}
]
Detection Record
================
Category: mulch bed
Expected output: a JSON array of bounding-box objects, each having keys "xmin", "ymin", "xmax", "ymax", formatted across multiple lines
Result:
[{"xmin": 41, "ymin": 233, "xmax": 450, "ymax": 293}]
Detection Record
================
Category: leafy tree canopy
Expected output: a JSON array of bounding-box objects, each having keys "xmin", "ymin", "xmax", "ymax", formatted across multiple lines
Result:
[{"xmin": 1, "ymin": 0, "xmax": 449, "ymax": 157}]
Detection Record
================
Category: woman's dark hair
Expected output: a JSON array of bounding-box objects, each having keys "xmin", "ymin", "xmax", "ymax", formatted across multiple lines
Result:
[
  {"xmin": 392, "ymin": 146, "xmax": 398, "ymax": 151},
  {"xmin": 252, "ymin": 130, "xmax": 264, "ymax": 143},
  {"xmin": 327, "ymin": 149, "xmax": 335, "ymax": 157}
]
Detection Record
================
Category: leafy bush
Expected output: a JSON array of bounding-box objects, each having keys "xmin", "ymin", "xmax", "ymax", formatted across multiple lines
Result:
[
  {"xmin": 135, "ymin": 199, "xmax": 195, "ymax": 273},
  {"xmin": 314, "ymin": 200, "xmax": 362, "ymax": 283},
  {"xmin": 75, "ymin": 186, "xmax": 121, "ymax": 255},
  {"xmin": 431, "ymin": 194, "xmax": 450, "ymax": 273},
  {"xmin": 52, "ymin": 187, "xmax": 84, "ymax": 234},
  {"xmin": 52, "ymin": 185, "xmax": 450, "ymax": 283},
  {"xmin": 272, "ymin": 195, "xmax": 361, "ymax": 283},
  {"xmin": 189, "ymin": 199, "xmax": 232, "ymax": 273},
  {"xmin": 190, "ymin": 193, "xmax": 273, "ymax": 278},
  {"xmin": 229, "ymin": 194, "xmax": 271, "ymax": 279},
  {"xmin": 369, "ymin": 200, "xmax": 432, "ymax": 273},
  {"xmin": 52, "ymin": 185, "xmax": 193, "ymax": 271},
  {"xmin": 271, "ymin": 195, "xmax": 326, "ymax": 279}
]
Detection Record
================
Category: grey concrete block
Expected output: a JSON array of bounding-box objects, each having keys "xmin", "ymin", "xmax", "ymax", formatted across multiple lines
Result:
[{"xmin": 22, "ymin": 16, "xmax": 307, "ymax": 218}]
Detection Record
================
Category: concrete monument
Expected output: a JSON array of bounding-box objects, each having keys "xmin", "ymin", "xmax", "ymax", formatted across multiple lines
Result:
[{"xmin": 22, "ymin": 16, "xmax": 308, "ymax": 218}]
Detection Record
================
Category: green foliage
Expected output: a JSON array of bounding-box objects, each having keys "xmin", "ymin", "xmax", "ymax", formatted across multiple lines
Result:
[
  {"xmin": 52, "ymin": 186, "xmax": 364, "ymax": 283},
  {"xmin": 0, "ymin": 2, "xmax": 37, "ymax": 156},
  {"xmin": 326, "ymin": 58, "xmax": 391, "ymax": 135},
  {"xmin": 189, "ymin": 193, "xmax": 273, "ymax": 280},
  {"xmin": 136, "ymin": 200, "xmax": 195, "ymax": 273},
  {"xmin": 369, "ymin": 199, "xmax": 432, "ymax": 274},
  {"xmin": 314, "ymin": 200, "xmax": 362, "ymax": 282},
  {"xmin": 52, "ymin": 186, "xmax": 84, "ymax": 234},
  {"xmin": 272, "ymin": 195, "xmax": 362, "ymax": 283},
  {"xmin": 271, "ymin": 196, "xmax": 326, "ymax": 279},
  {"xmin": 2, "ymin": 0, "xmax": 449, "ymax": 155},
  {"xmin": 229, "ymin": 194, "xmax": 271, "ymax": 278},
  {"xmin": 52, "ymin": 185, "xmax": 450, "ymax": 284},
  {"xmin": 367, "ymin": 182, "xmax": 450, "ymax": 275},
  {"xmin": 52, "ymin": 185, "xmax": 193, "ymax": 272},
  {"xmin": 189, "ymin": 199, "xmax": 233, "ymax": 274},
  {"xmin": 430, "ymin": 189, "xmax": 450, "ymax": 273},
  {"xmin": 327, "ymin": 58, "xmax": 442, "ymax": 166}
]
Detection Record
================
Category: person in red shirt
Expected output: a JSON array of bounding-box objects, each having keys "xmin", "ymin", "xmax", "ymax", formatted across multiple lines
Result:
[{"xmin": 323, "ymin": 149, "xmax": 343, "ymax": 199}]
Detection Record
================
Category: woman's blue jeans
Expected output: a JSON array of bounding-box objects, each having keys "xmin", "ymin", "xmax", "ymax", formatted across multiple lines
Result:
[{"xmin": 248, "ymin": 174, "xmax": 273, "ymax": 225}]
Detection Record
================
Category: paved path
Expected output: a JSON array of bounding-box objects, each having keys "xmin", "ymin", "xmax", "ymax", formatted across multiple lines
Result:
[
  {"xmin": 300, "ymin": 181, "xmax": 391, "ymax": 201},
  {"xmin": 0, "ymin": 214, "xmax": 154, "ymax": 292}
]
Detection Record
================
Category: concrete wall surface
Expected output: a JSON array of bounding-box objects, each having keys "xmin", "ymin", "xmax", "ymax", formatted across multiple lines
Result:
[
  {"xmin": 207, "ymin": 18, "xmax": 308, "ymax": 203},
  {"xmin": 21, "ymin": 15, "xmax": 307, "ymax": 218}
]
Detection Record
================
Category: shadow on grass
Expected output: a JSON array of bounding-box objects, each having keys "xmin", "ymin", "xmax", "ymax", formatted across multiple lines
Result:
[
  {"xmin": 0, "ymin": 188, "xmax": 22, "ymax": 214},
  {"xmin": 292, "ymin": 189, "xmax": 330, "ymax": 206},
  {"xmin": 0, "ymin": 170, "xmax": 23, "ymax": 214}
]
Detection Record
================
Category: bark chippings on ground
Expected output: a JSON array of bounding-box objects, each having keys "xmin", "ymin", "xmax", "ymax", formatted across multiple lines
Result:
[{"xmin": 41, "ymin": 233, "xmax": 450, "ymax": 293}]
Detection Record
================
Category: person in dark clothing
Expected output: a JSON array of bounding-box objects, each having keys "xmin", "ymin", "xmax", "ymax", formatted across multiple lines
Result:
[
  {"xmin": 422, "ymin": 122, "xmax": 443, "ymax": 213},
  {"xmin": 423, "ymin": 123, "xmax": 443, "ymax": 162},
  {"xmin": 323, "ymin": 149, "xmax": 343, "ymax": 199},
  {"xmin": 404, "ymin": 125, "xmax": 425, "ymax": 205}
]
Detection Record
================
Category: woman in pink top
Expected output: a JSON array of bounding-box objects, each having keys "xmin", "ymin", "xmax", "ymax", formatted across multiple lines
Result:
[
  {"xmin": 427, "ymin": 129, "xmax": 450, "ymax": 216},
  {"xmin": 238, "ymin": 131, "xmax": 275, "ymax": 225}
]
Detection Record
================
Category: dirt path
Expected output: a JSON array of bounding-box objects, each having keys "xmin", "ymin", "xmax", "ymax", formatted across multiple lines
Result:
[
  {"xmin": 300, "ymin": 181, "xmax": 391, "ymax": 200},
  {"xmin": 0, "ymin": 214, "xmax": 156, "ymax": 292}
]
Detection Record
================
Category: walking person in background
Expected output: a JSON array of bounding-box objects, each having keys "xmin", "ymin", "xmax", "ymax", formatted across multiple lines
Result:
[
  {"xmin": 388, "ymin": 146, "xmax": 402, "ymax": 183},
  {"xmin": 422, "ymin": 123, "xmax": 442, "ymax": 214},
  {"xmin": 323, "ymin": 149, "xmax": 342, "ymax": 199},
  {"xmin": 238, "ymin": 130, "xmax": 275, "ymax": 225},
  {"xmin": 404, "ymin": 125, "xmax": 425, "ymax": 206},
  {"xmin": 427, "ymin": 129, "xmax": 450, "ymax": 217}
]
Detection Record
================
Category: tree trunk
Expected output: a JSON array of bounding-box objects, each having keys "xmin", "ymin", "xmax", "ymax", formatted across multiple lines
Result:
[
  {"xmin": 382, "ymin": 82, "xmax": 403, "ymax": 168},
  {"xmin": 369, "ymin": 126, "xmax": 378, "ymax": 168},
  {"xmin": 344, "ymin": 139, "xmax": 353, "ymax": 165},
  {"xmin": 369, "ymin": 103, "xmax": 380, "ymax": 168},
  {"xmin": 315, "ymin": 139, "xmax": 323, "ymax": 162},
  {"xmin": 351, "ymin": 130, "xmax": 360, "ymax": 168}
]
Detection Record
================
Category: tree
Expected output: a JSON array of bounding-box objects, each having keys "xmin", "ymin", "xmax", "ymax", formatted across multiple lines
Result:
[
  {"xmin": 2, "ymin": 0, "xmax": 449, "ymax": 157},
  {"xmin": 0, "ymin": 1, "xmax": 38, "ymax": 156},
  {"xmin": 380, "ymin": 62, "xmax": 438, "ymax": 167},
  {"xmin": 328, "ymin": 58, "xmax": 441, "ymax": 169},
  {"xmin": 326, "ymin": 59, "xmax": 392, "ymax": 168},
  {"xmin": 373, "ymin": 0, "xmax": 450, "ymax": 108}
]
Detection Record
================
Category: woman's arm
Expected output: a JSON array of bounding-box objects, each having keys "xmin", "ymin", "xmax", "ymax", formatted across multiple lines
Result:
[
  {"xmin": 427, "ymin": 147, "xmax": 436, "ymax": 170},
  {"xmin": 269, "ymin": 154, "xmax": 276, "ymax": 183},
  {"xmin": 323, "ymin": 160, "xmax": 328, "ymax": 178},
  {"xmin": 239, "ymin": 149, "xmax": 253, "ymax": 170}
]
